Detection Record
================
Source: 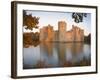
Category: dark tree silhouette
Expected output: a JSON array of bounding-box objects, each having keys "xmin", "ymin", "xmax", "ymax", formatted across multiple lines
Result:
[
  {"xmin": 23, "ymin": 10, "xmax": 39, "ymax": 30},
  {"xmin": 84, "ymin": 34, "xmax": 91, "ymax": 44},
  {"xmin": 72, "ymin": 13, "xmax": 87, "ymax": 23}
]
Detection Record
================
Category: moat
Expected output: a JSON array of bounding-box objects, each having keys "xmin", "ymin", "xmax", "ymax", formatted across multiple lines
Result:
[{"xmin": 23, "ymin": 42, "xmax": 91, "ymax": 69}]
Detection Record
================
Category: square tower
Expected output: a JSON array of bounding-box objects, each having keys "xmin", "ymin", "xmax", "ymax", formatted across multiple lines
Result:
[{"xmin": 58, "ymin": 21, "xmax": 67, "ymax": 42}]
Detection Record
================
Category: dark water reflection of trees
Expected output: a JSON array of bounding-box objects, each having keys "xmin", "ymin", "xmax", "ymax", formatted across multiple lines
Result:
[{"xmin": 23, "ymin": 42, "xmax": 91, "ymax": 69}]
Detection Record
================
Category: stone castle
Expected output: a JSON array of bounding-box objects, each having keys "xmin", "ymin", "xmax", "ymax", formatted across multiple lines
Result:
[{"xmin": 40, "ymin": 21, "xmax": 84, "ymax": 42}]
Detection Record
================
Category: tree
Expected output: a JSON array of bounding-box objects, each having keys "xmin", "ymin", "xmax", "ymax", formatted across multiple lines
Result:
[
  {"xmin": 23, "ymin": 10, "xmax": 39, "ymax": 30},
  {"xmin": 72, "ymin": 13, "xmax": 87, "ymax": 23}
]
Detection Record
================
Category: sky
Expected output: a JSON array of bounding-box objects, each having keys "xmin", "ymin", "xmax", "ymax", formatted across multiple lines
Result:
[{"xmin": 23, "ymin": 10, "xmax": 91, "ymax": 36}]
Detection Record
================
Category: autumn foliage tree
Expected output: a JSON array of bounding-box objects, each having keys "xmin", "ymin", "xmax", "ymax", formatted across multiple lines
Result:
[
  {"xmin": 23, "ymin": 10, "xmax": 40, "ymax": 30},
  {"xmin": 23, "ymin": 11, "xmax": 40, "ymax": 47}
]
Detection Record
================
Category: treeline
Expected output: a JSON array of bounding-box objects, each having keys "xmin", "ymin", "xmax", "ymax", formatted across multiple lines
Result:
[{"xmin": 84, "ymin": 34, "xmax": 91, "ymax": 44}]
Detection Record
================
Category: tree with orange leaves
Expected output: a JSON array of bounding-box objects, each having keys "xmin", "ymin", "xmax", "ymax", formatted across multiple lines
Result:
[{"xmin": 23, "ymin": 10, "xmax": 40, "ymax": 30}]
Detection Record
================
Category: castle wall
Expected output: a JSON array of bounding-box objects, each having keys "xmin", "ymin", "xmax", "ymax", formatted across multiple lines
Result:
[
  {"xmin": 81, "ymin": 30, "xmax": 84, "ymax": 41},
  {"xmin": 66, "ymin": 31, "xmax": 73, "ymax": 42},
  {"xmin": 53, "ymin": 31, "xmax": 59, "ymax": 42},
  {"xmin": 40, "ymin": 28, "xmax": 44, "ymax": 41}
]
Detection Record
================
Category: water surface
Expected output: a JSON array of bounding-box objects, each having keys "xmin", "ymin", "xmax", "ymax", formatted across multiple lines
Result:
[{"xmin": 23, "ymin": 42, "xmax": 91, "ymax": 69}]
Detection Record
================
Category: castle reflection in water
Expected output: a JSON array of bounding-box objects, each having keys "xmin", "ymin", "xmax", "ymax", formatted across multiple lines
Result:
[{"xmin": 23, "ymin": 42, "xmax": 91, "ymax": 69}]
